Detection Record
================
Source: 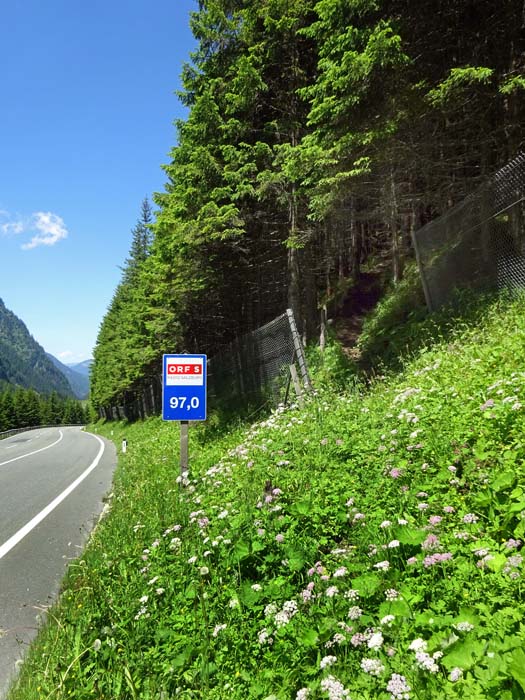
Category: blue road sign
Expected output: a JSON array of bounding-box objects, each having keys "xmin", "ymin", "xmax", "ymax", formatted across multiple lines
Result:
[{"xmin": 162, "ymin": 354, "xmax": 207, "ymax": 421}]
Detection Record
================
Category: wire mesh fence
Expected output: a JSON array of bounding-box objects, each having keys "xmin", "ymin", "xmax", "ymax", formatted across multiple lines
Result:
[
  {"xmin": 98, "ymin": 309, "xmax": 311, "ymax": 422},
  {"xmin": 207, "ymin": 309, "xmax": 311, "ymax": 410},
  {"xmin": 412, "ymin": 152, "xmax": 525, "ymax": 310}
]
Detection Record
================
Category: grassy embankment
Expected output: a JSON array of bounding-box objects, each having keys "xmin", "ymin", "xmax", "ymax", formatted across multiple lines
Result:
[{"xmin": 8, "ymin": 287, "xmax": 525, "ymax": 700}]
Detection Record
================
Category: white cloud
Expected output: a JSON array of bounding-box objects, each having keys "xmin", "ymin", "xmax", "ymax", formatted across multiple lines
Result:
[
  {"xmin": 21, "ymin": 212, "xmax": 68, "ymax": 250},
  {"xmin": 1, "ymin": 220, "xmax": 25, "ymax": 235},
  {"xmin": 0, "ymin": 210, "xmax": 25, "ymax": 236},
  {"xmin": 57, "ymin": 350, "xmax": 88, "ymax": 363},
  {"xmin": 1, "ymin": 209, "xmax": 69, "ymax": 249}
]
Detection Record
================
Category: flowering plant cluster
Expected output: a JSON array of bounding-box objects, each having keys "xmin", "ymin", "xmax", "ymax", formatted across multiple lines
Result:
[{"xmin": 10, "ymin": 294, "xmax": 525, "ymax": 700}]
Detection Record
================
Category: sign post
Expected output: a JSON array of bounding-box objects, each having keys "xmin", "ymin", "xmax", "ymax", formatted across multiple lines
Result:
[{"xmin": 162, "ymin": 354, "xmax": 207, "ymax": 476}]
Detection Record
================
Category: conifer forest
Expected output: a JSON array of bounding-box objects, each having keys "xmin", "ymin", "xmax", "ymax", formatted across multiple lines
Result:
[
  {"xmin": 90, "ymin": 0, "xmax": 525, "ymax": 413},
  {"xmin": 0, "ymin": 388, "xmax": 88, "ymax": 433}
]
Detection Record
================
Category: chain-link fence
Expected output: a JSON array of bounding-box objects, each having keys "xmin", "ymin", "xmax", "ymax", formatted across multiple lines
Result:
[
  {"xmin": 413, "ymin": 152, "xmax": 525, "ymax": 310},
  {"xmin": 207, "ymin": 309, "xmax": 311, "ymax": 410},
  {"xmin": 98, "ymin": 309, "xmax": 311, "ymax": 422}
]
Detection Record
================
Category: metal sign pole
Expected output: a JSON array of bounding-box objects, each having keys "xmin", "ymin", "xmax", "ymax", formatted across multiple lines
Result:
[
  {"xmin": 162, "ymin": 354, "xmax": 207, "ymax": 480},
  {"xmin": 180, "ymin": 420, "xmax": 189, "ymax": 475}
]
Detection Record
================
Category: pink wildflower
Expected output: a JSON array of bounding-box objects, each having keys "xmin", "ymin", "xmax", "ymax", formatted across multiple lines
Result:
[
  {"xmin": 421, "ymin": 534, "xmax": 440, "ymax": 551},
  {"xmin": 463, "ymin": 513, "xmax": 478, "ymax": 524},
  {"xmin": 350, "ymin": 632, "xmax": 367, "ymax": 646},
  {"xmin": 423, "ymin": 552, "xmax": 452, "ymax": 567}
]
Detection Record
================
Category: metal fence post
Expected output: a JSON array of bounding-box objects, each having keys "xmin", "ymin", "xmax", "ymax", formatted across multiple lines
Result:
[
  {"xmin": 286, "ymin": 308, "xmax": 313, "ymax": 391},
  {"xmin": 288, "ymin": 363, "xmax": 304, "ymax": 406},
  {"xmin": 410, "ymin": 228, "xmax": 434, "ymax": 311}
]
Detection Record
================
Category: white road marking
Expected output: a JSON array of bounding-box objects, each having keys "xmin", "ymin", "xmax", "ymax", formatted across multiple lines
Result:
[
  {"xmin": 0, "ymin": 434, "xmax": 105, "ymax": 560},
  {"xmin": 0, "ymin": 431, "xmax": 63, "ymax": 468},
  {"xmin": 5, "ymin": 445, "xmax": 17, "ymax": 450}
]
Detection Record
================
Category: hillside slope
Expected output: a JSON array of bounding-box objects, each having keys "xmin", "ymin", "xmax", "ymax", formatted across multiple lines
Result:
[
  {"xmin": 47, "ymin": 354, "xmax": 90, "ymax": 399},
  {"xmin": 0, "ymin": 298, "xmax": 73, "ymax": 396},
  {"xmin": 9, "ymin": 292, "xmax": 525, "ymax": 700},
  {"xmin": 68, "ymin": 359, "xmax": 93, "ymax": 377}
]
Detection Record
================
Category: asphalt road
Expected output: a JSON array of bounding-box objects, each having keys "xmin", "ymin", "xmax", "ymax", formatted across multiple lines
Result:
[{"xmin": 0, "ymin": 427, "xmax": 116, "ymax": 698}]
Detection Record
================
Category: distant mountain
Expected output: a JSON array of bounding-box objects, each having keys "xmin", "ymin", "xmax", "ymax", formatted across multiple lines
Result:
[
  {"xmin": 47, "ymin": 354, "xmax": 90, "ymax": 399},
  {"xmin": 67, "ymin": 359, "xmax": 93, "ymax": 377},
  {"xmin": 0, "ymin": 298, "xmax": 74, "ymax": 396}
]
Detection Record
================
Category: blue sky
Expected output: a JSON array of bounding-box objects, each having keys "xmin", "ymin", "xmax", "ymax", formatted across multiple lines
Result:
[{"xmin": 0, "ymin": 0, "xmax": 197, "ymax": 363}]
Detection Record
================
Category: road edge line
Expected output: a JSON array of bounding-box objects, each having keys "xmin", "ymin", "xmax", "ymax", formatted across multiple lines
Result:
[
  {"xmin": 0, "ymin": 434, "xmax": 106, "ymax": 561},
  {"xmin": 0, "ymin": 430, "xmax": 64, "ymax": 468}
]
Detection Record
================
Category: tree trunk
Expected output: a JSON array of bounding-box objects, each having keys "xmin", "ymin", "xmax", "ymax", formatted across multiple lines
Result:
[{"xmin": 388, "ymin": 168, "xmax": 403, "ymax": 284}]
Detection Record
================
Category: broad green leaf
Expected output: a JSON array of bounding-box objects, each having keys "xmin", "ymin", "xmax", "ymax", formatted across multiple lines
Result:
[
  {"xmin": 486, "ymin": 553, "xmax": 507, "ymax": 573},
  {"xmin": 352, "ymin": 573, "xmax": 381, "ymax": 597},
  {"xmin": 395, "ymin": 527, "xmax": 427, "ymax": 546},
  {"xmin": 507, "ymin": 500, "xmax": 525, "ymax": 514},
  {"xmin": 298, "ymin": 628, "xmax": 319, "ymax": 647},
  {"xmin": 491, "ymin": 471, "xmax": 515, "ymax": 492},
  {"xmin": 185, "ymin": 584, "xmax": 197, "ymax": 601},
  {"xmin": 233, "ymin": 540, "xmax": 250, "ymax": 561},
  {"xmin": 285, "ymin": 545, "xmax": 306, "ymax": 571},
  {"xmin": 379, "ymin": 598, "xmax": 411, "ymax": 619},
  {"xmin": 239, "ymin": 583, "xmax": 260, "ymax": 608},
  {"xmin": 291, "ymin": 500, "xmax": 310, "ymax": 516},
  {"xmin": 509, "ymin": 648, "xmax": 525, "ymax": 691},
  {"xmin": 442, "ymin": 640, "xmax": 486, "ymax": 670}
]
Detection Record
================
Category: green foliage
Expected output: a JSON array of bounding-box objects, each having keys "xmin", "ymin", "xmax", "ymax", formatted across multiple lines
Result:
[
  {"xmin": 35, "ymin": 2, "xmax": 525, "ymax": 694},
  {"xmin": 356, "ymin": 263, "xmax": 428, "ymax": 370},
  {"xmin": 92, "ymin": 0, "xmax": 525, "ymax": 414},
  {"xmin": 426, "ymin": 66, "xmax": 495, "ymax": 106},
  {"xmin": 91, "ymin": 200, "xmax": 165, "ymax": 411},
  {"xmin": 307, "ymin": 333, "xmax": 358, "ymax": 392},
  {"xmin": 499, "ymin": 75, "xmax": 525, "ymax": 96},
  {"xmin": 355, "ymin": 265, "xmax": 508, "ymax": 376},
  {"xmin": 11, "ymin": 292, "xmax": 525, "ymax": 699},
  {"xmin": 0, "ymin": 388, "xmax": 87, "ymax": 432}
]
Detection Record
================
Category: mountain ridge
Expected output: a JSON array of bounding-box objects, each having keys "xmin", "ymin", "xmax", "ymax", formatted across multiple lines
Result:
[
  {"xmin": 67, "ymin": 359, "xmax": 93, "ymax": 377},
  {"xmin": 0, "ymin": 297, "xmax": 74, "ymax": 396},
  {"xmin": 47, "ymin": 354, "xmax": 91, "ymax": 399}
]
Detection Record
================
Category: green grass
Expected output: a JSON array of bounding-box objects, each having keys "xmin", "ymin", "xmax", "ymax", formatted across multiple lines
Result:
[{"xmin": 8, "ymin": 292, "xmax": 525, "ymax": 700}]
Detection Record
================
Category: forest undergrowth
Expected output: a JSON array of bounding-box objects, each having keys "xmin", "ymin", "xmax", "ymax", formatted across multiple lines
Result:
[{"xmin": 9, "ymin": 291, "xmax": 525, "ymax": 700}]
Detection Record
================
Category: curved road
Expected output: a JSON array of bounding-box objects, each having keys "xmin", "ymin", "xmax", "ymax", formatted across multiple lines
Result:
[{"xmin": 0, "ymin": 427, "xmax": 116, "ymax": 698}]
